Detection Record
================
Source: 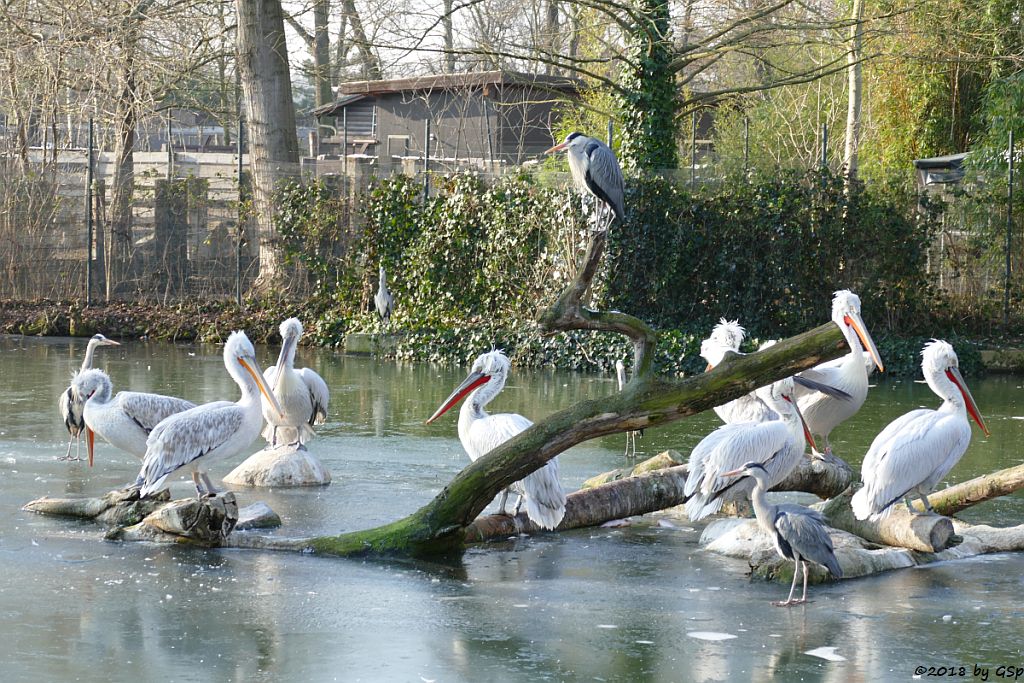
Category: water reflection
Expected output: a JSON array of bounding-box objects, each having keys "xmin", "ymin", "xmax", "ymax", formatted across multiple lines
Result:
[{"xmin": 1, "ymin": 335, "xmax": 1023, "ymax": 681}]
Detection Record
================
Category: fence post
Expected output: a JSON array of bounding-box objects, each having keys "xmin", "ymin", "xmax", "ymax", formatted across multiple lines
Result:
[
  {"xmin": 1005, "ymin": 129, "xmax": 1015, "ymax": 329},
  {"xmin": 86, "ymin": 118, "xmax": 94, "ymax": 303},
  {"xmin": 423, "ymin": 118, "xmax": 431, "ymax": 202}
]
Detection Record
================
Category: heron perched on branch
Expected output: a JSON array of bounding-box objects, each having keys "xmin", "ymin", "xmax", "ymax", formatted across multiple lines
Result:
[
  {"xmin": 852, "ymin": 340, "xmax": 989, "ymax": 520},
  {"xmin": 720, "ymin": 461, "xmax": 844, "ymax": 606},
  {"xmin": 137, "ymin": 331, "xmax": 285, "ymax": 499},
  {"xmin": 426, "ymin": 350, "xmax": 566, "ymax": 530},
  {"xmin": 58, "ymin": 334, "xmax": 120, "ymax": 461},
  {"xmin": 546, "ymin": 132, "xmax": 624, "ymax": 229},
  {"xmin": 74, "ymin": 369, "xmax": 194, "ymax": 467},
  {"xmin": 261, "ymin": 318, "xmax": 329, "ymax": 448}
]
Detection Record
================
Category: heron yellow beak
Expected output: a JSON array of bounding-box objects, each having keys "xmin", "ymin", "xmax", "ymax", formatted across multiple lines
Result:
[{"xmin": 544, "ymin": 142, "xmax": 567, "ymax": 154}]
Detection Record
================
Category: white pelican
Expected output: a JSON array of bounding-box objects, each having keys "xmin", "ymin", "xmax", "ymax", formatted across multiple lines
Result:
[
  {"xmin": 426, "ymin": 350, "xmax": 566, "ymax": 530},
  {"xmin": 74, "ymin": 369, "xmax": 195, "ymax": 466},
  {"xmin": 375, "ymin": 264, "xmax": 394, "ymax": 327},
  {"xmin": 58, "ymin": 333, "xmax": 120, "ymax": 460},
  {"xmin": 545, "ymin": 132, "xmax": 625, "ymax": 228},
  {"xmin": 685, "ymin": 377, "xmax": 816, "ymax": 521},
  {"xmin": 700, "ymin": 319, "xmax": 777, "ymax": 424},
  {"xmin": 795, "ymin": 290, "xmax": 884, "ymax": 457},
  {"xmin": 852, "ymin": 340, "xmax": 989, "ymax": 519},
  {"xmin": 261, "ymin": 318, "xmax": 330, "ymax": 448},
  {"xmin": 720, "ymin": 462, "xmax": 843, "ymax": 606},
  {"xmin": 615, "ymin": 359, "xmax": 642, "ymax": 457},
  {"xmin": 137, "ymin": 331, "xmax": 285, "ymax": 498}
]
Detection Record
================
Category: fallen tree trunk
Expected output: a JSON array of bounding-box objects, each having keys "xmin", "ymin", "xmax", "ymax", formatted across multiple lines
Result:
[
  {"xmin": 819, "ymin": 487, "xmax": 955, "ymax": 552},
  {"xmin": 23, "ymin": 487, "xmax": 170, "ymax": 527},
  {"xmin": 702, "ymin": 516, "xmax": 1024, "ymax": 584},
  {"xmin": 581, "ymin": 450, "xmax": 684, "ymax": 489},
  {"xmin": 923, "ymin": 463, "xmax": 1024, "ymax": 517}
]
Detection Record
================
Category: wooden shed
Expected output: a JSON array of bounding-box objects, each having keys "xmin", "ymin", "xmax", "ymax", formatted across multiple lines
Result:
[{"xmin": 311, "ymin": 71, "xmax": 583, "ymax": 168}]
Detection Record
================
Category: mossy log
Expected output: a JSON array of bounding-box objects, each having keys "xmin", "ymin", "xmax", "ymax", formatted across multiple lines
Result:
[
  {"xmin": 773, "ymin": 452, "xmax": 854, "ymax": 500},
  {"xmin": 702, "ymin": 516, "xmax": 1024, "ymax": 584},
  {"xmin": 23, "ymin": 487, "xmax": 171, "ymax": 527},
  {"xmin": 919, "ymin": 463, "xmax": 1024, "ymax": 516},
  {"xmin": 581, "ymin": 450, "xmax": 684, "ymax": 489}
]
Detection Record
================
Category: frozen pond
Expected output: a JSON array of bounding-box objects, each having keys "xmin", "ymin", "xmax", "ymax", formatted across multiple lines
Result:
[{"xmin": 1, "ymin": 335, "xmax": 1022, "ymax": 681}]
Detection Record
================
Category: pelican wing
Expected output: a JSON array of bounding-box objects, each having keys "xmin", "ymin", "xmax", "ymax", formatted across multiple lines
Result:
[
  {"xmin": 297, "ymin": 368, "xmax": 330, "ymax": 425},
  {"xmin": 264, "ymin": 364, "xmax": 278, "ymax": 388},
  {"xmin": 775, "ymin": 510, "xmax": 842, "ymax": 578},
  {"xmin": 139, "ymin": 402, "xmax": 243, "ymax": 495},
  {"xmin": 852, "ymin": 409, "xmax": 971, "ymax": 519},
  {"xmin": 116, "ymin": 392, "xmax": 196, "ymax": 433}
]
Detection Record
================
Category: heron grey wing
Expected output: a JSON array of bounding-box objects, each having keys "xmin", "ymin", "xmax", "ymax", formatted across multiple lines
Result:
[
  {"xmin": 298, "ymin": 368, "xmax": 330, "ymax": 425},
  {"xmin": 140, "ymin": 402, "xmax": 243, "ymax": 484},
  {"xmin": 117, "ymin": 392, "xmax": 196, "ymax": 432},
  {"xmin": 59, "ymin": 385, "xmax": 82, "ymax": 432},
  {"xmin": 584, "ymin": 141, "xmax": 625, "ymax": 221},
  {"xmin": 775, "ymin": 511, "xmax": 842, "ymax": 577},
  {"xmin": 776, "ymin": 503, "xmax": 825, "ymax": 523}
]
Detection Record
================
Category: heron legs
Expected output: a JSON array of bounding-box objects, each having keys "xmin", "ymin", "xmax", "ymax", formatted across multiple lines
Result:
[
  {"xmin": 58, "ymin": 433, "xmax": 83, "ymax": 461},
  {"xmin": 497, "ymin": 488, "xmax": 510, "ymax": 516},
  {"xmin": 774, "ymin": 559, "xmax": 810, "ymax": 607}
]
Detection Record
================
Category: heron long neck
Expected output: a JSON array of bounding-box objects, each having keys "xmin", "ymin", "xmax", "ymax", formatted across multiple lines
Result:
[
  {"xmin": 748, "ymin": 473, "xmax": 777, "ymax": 535},
  {"xmin": 80, "ymin": 339, "xmax": 101, "ymax": 371},
  {"xmin": 379, "ymin": 268, "xmax": 387, "ymax": 289}
]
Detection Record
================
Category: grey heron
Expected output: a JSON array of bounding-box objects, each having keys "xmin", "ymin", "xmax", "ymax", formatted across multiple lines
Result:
[
  {"xmin": 426, "ymin": 350, "xmax": 566, "ymax": 530},
  {"xmin": 794, "ymin": 290, "xmax": 884, "ymax": 458},
  {"xmin": 546, "ymin": 132, "xmax": 625, "ymax": 229},
  {"xmin": 58, "ymin": 333, "xmax": 120, "ymax": 461},
  {"xmin": 719, "ymin": 461, "xmax": 844, "ymax": 606},
  {"xmin": 261, "ymin": 318, "xmax": 330, "ymax": 448},
  {"xmin": 852, "ymin": 340, "xmax": 989, "ymax": 520},
  {"xmin": 137, "ymin": 331, "xmax": 285, "ymax": 499},
  {"xmin": 73, "ymin": 369, "xmax": 195, "ymax": 467},
  {"xmin": 374, "ymin": 264, "xmax": 394, "ymax": 327},
  {"xmin": 615, "ymin": 359, "xmax": 643, "ymax": 458},
  {"xmin": 685, "ymin": 376, "xmax": 816, "ymax": 521}
]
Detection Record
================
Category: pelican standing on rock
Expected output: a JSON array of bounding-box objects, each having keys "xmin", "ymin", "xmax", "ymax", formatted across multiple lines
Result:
[
  {"xmin": 261, "ymin": 318, "xmax": 329, "ymax": 448},
  {"xmin": 74, "ymin": 369, "xmax": 195, "ymax": 466},
  {"xmin": 545, "ymin": 132, "xmax": 625, "ymax": 228},
  {"xmin": 795, "ymin": 290, "xmax": 884, "ymax": 457},
  {"xmin": 685, "ymin": 377, "xmax": 817, "ymax": 521},
  {"xmin": 700, "ymin": 319, "xmax": 778, "ymax": 425},
  {"xmin": 719, "ymin": 462, "xmax": 843, "ymax": 606},
  {"xmin": 852, "ymin": 340, "xmax": 989, "ymax": 519},
  {"xmin": 426, "ymin": 350, "xmax": 566, "ymax": 530},
  {"xmin": 58, "ymin": 334, "xmax": 120, "ymax": 461},
  {"xmin": 375, "ymin": 264, "xmax": 394, "ymax": 327},
  {"xmin": 137, "ymin": 331, "xmax": 285, "ymax": 498}
]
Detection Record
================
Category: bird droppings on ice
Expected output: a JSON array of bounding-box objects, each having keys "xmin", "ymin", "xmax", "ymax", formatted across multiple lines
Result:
[
  {"xmin": 596, "ymin": 624, "xmax": 618, "ymax": 629},
  {"xmin": 686, "ymin": 631, "xmax": 737, "ymax": 641},
  {"xmin": 635, "ymin": 640, "xmax": 654, "ymax": 645},
  {"xmin": 805, "ymin": 647, "xmax": 846, "ymax": 662}
]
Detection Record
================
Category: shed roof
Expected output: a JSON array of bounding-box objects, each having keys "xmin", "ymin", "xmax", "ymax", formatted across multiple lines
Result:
[
  {"xmin": 334, "ymin": 70, "xmax": 582, "ymax": 97},
  {"xmin": 913, "ymin": 152, "xmax": 968, "ymax": 186}
]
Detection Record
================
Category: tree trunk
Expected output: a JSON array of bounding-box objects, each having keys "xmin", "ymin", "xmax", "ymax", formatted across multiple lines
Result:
[
  {"xmin": 313, "ymin": 0, "xmax": 333, "ymax": 115},
  {"xmin": 236, "ymin": 0, "xmax": 301, "ymax": 294},
  {"xmin": 617, "ymin": 0, "xmax": 678, "ymax": 171},
  {"xmin": 543, "ymin": 0, "xmax": 559, "ymax": 76},
  {"xmin": 442, "ymin": 0, "xmax": 456, "ymax": 73},
  {"xmin": 341, "ymin": 0, "xmax": 381, "ymax": 79},
  {"xmin": 819, "ymin": 487, "xmax": 955, "ymax": 552},
  {"xmin": 918, "ymin": 462, "xmax": 1024, "ymax": 517},
  {"xmin": 843, "ymin": 0, "xmax": 864, "ymax": 180},
  {"xmin": 108, "ymin": 62, "xmax": 139, "ymax": 297}
]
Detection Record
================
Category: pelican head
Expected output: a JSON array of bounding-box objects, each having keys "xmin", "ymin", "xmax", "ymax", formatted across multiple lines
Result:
[
  {"xmin": 922, "ymin": 340, "xmax": 989, "ymax": 435},
  {"xmin": 701, "ymin": 318, "xmax": 745, "ymax": 370},
  {"xmin": 72, "ymin": 368, "xmax": 112, "ymax": 404},
  {"xmin": 831, "ymin": 290, "xmax": 884, "ymax": 373},
  {"xmin": 426, "ymin": 350, "xmax": 510, "ymax": 424},
  {"xmin": 757, "ymin": 377, "xmax": 816, "ymax": 450},
  {"xmin": 544, "ymin": 131, "xmax": 585, "ymax": 155},
  {"xmin": 225, "ymin": 331, "xmax": 285, "ymax": 419},
  {"xmin": 280, "ymin": 317, "xmax": 303, "ymax": 341}
]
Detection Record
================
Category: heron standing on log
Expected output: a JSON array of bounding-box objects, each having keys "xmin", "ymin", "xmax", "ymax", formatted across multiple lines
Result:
[
  {"xmin": 615, "ymin": 359, "xmax": 643, "ymax": 458},
  {"xmin": 58, "ymin": 334, "xmax": 120, "ymax": 461},
  {"xmin": 546, "ymin": 132, "xmax": 624, "ymax": 230},
  {"xmin": 719, "ymin": 461, "xmax": 844, "ymax": 606},
  {"xmin": 852, "ymin": 340, "xmax": 989, "ymax": 520}
]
